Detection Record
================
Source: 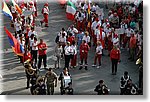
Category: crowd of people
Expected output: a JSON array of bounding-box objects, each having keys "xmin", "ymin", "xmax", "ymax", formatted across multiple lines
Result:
[{"xmin": 4, "ymin": 0, "xmax": 143, "ymax": 95}]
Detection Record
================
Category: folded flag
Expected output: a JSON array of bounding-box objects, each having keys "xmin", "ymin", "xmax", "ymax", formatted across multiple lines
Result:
[
  {"xmin": 4, "ymin": 27, "xmax": 24, "ymax": 56},
  {"xmin": 2, "ymin": 0, "xmax": 13, "ymax": 20}
]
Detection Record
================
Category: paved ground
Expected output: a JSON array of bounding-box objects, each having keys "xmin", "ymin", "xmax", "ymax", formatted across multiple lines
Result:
[{"xmin": 0, "ymin": 1, "xmax": 139, "ymax": 95}]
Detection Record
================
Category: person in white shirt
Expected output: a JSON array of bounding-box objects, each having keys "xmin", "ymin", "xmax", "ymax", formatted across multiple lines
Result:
[
  {"xmin": 59, "ymin": 28, "xmax": 67, "ymax": 37},
  {"xmin": 125, "ymin": 27, "xmax": 134, "ymax": 48},
  {"xmin": 70, "ymin": 40, "xmax": 77, "ymax": 68},
  {"xmin": 82, "ymin": 31, "xmax": 91, "ymax": 46},
  {"xmin": 28, "ymin": 1, "xmax": 36, "ymax": 26},
  {"xmin": 28, "ymin": 26, "xmax": 37, "ymax": 38},
  {"xmin": 91, "ymin": 18, "xmax": 102, "ymax": 31},
  {"xmin": 104, "ymin": 24, "xmax": 111, "ymax": 37},
  {"xmin": 32, "ymin": 37, "xmax": 38, "ymax": 68},
  {"xmin": 102, "ymin": 19, "xmax": 110, "ymax": 31},
  {"xmin": 94, "ymin": 25, "xmax": 100, "ymax": 42},
  {"xmin": 67, "ymin": 25, "xmax": 78, "ymax": 36},
  {"xmin": 92, "ymin": 41, "xmax": 103, "ymax": 68},
  {"xmin": 29, "ymin": 34, "xmax": 34, "ymax": 53},
  {"xmin": 11, "ymin": 6, "xmax": 17, "ymax": 22},
  {"xmin": 64, "ymin": 41, "xmax": 74, "ymax": 69},
  {"xmin": 76, "ymin": 11, "xmax": 85, "ymax": 30},
  {"xmin": 59, "ymin": 33, "xmax": 66, "ymax": 46},
  {"xmin": 14, "ymin": 18, "xmax": 22, "ymax": 34},
  {"xmin": 113, "ymin": 34, "xmax": 119, "ymax": 47},
  {"xmin": 55, "ymin": 42, "xmax": 63, "ymax": 69}
]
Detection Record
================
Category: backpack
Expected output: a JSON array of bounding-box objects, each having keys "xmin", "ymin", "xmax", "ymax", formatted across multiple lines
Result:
[{"xmin": 55, "ymin": 35, "xmax": 59, "ymax": 43}]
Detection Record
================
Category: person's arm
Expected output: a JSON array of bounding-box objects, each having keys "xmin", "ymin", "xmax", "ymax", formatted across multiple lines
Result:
[{"xmin": 42, "ymin": 43, "xmax": 47, "ymax": 50}]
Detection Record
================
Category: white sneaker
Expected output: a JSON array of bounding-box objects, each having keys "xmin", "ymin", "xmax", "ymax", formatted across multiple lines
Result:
[
  {"xmin": 92, "ymin": 64, "xmax": 96, "ymax": 67},
  {"xmin": 97, "ymin": 66, "xmax": 101, "ymax": 69}
]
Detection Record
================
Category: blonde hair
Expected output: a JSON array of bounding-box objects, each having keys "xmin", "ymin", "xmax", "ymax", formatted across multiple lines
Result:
[
  {"xmin": 85, "ymin": 31, "xmax": 89, "ymax": 36},
  {"xmin": 97, "ymin": 41, "xmax": 101, "ymax": 45}
]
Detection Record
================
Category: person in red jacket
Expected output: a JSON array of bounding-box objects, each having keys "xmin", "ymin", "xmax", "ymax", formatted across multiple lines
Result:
[
  {"xmin": 23, "ymin": 49, "xmax": 32, "ymax": 64},
  {"xmin": 38, "ymin": 39, "xmax": 47, "ymax": 70},
  {"xmin": 128, "ymin": 33, "xmax": 136, "ymax": 61},
  {"xmin": 67, "ymin": 33, "xmax": 75, "ymax": 45},
  {"xmin": 110, "ymin": 45, "xmax": 120, "ymax": 75},
  {"xmin": 79, "ymin": 40, "xmax": 90, "ymax": 70}
]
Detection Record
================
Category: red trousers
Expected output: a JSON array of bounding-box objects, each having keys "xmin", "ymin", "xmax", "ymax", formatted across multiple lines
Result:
[
  {"xmin": 80, "ymin": 52, "xmax": 88, "ymax": 60},
  {"xmin": 77, "ymin": 21, "xmax": 82, "ymax": 30},
  {"xmin": 94, "ymin": 54, "xmax": 102, "ymax": 65},
  {"xmin": 93, "ymin": 35, "xmax": 97, "ymax": 45},
  {"xmin": 42, "ymin": 14, "xmax": 49, "ymax": 26},
  {"xmin": 71, "ymin": 54, "xmax": 77, "ymax": 66}
]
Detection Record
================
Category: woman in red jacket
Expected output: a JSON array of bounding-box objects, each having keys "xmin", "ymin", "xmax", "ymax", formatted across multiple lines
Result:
[
  {"xmin": 79, "ymin": 40, "xmax": 90, "ymax": 70},
  {"xmin": 110, "ymin": 46, "xmax": 120, "ymax": 75}
]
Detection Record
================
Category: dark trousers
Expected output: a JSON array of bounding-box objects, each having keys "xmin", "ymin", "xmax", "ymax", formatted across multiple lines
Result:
[
  {"xmin": 32, "ymin": 50, "xmax": 38, "ymax": 67},
  {"xmin": 26, "ymin": 74, "xmax": 31, "ymax": 88},
  {"xmin": 81, "ymin": 59, "xmax": 87, "ymax": 65},
  {"xmin": 47, "ymin": 83, "xmax": 54, "ymax": 95},
  {"xmin": 111, "ymin": 59, "xmax": 118, "ymax": 74},
  {"xmin": 30, "ymin": 85, "xmax": 36, "ymax": 95},
  {"xmin": 38, "ymin": 54, "xmax": 47, "ymax": 69},
  {"xmin": 65, "ymin": 55, "xmax": 71, "ymax": 68},
  {"xmin": 80, "ymin": 58, "xmax": 88, "ymax": 70},
  {"xmin": 130, "ymin": 48, "xmax": 135, "ymax": 60},
  {"xmin": 120, "ymin": 88, "xmax": 125, "ymax": 95}
]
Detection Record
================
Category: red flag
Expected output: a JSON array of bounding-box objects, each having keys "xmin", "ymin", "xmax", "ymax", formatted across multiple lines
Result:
[{"xmin": 4, "ymin": 27, "xmax": 24, "ymax": 56}]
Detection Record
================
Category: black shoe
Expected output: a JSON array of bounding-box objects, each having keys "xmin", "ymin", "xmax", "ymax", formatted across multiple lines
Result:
[
  {"xmin": 79, "ymin": 67, "xmax": 82, "ymax": 70},
  {"xmin": 128, "ymin": 57, "xmax": 131, "ymax": 60},
  {"xmin": 45, "ymin": 25, "xmax": 49, "ymax": 27},
  {"xmin": 85, "ymin": 68, "xmax": 88, "ymax": 70},
  {"xmin": 85, "ymin": 66, "xmax": 88, "ymax": 70},
  {"xmin": 26, "ymin": 87, "xmax": 29, "ymax": 89}
]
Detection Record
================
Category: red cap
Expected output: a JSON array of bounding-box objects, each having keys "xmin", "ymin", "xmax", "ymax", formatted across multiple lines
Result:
[{"xmin": 44, "ymin": 3, "xmax": 49, "ymax": 6}]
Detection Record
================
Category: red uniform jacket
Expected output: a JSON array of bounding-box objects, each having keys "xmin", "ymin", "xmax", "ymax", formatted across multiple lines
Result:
[
  {"xmin": 23, "ymin": 52, "xmax": 32, "ymax": 62},
  {"xmin": 38, "ymin": 43, "xmax": 47, "ymax": 55},
  {"xmin": 110, "ymin": 49, "xmax": 120, "ymax": 60},
  {"xmin": 67, "ymin": 36, "xmax": 75, "ymax": 45},
  {"xmin": 80, "ymin": 43, "xmax": 90, "ymax": 59}
]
